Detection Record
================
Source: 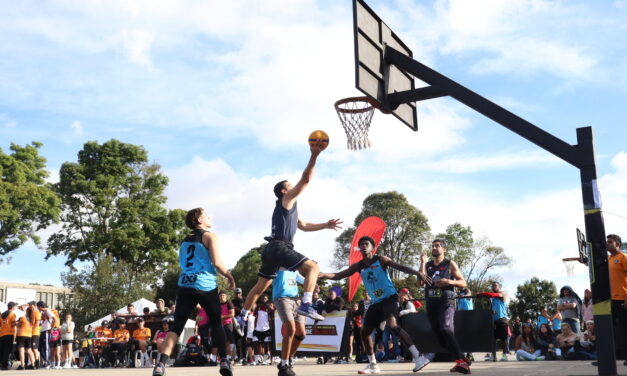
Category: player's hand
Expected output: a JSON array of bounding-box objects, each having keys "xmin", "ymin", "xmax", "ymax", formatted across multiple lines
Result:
[
  {"xmin": 318, "ymin": 273, "xmax": 330, "ymax": 280},
  {"xmin": 417, "ymin": 272, "xmax": 432, "ymax": 286},
  {"xmin": 326, "ymin": 218, "xmax": 343, "ymax": 230},
  {"xmin": 310, "ymin": 141, "xmax": 325, "ymax": 156},
  {"xmin": 227, "ymin": 275, "xmax": 236, "ymax": 290},
  {"xmin": 434, "ymin": 278, "xmax": 450, "ymax": 288},
  {"xmin": 420, "ymin": 253, "xmax": 428, "ymax": 264}
]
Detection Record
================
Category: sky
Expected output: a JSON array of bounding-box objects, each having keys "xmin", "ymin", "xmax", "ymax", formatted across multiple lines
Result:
[{"xmin": 1, "ymin": 0, "xmax": 627, "ymax": 304}]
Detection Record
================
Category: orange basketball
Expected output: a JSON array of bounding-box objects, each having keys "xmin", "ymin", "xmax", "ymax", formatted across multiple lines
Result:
[{"xmin": 308, "ymin": 130, "xmax": 329, "ymax": 150}]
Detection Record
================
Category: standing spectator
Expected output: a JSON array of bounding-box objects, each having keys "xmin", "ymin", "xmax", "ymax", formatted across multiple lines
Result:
[
  {"xmin": 153, "ymin": 299, "xmax": 170, "ymax": 317},
  {"xmin": 536, "ymin": 323, "xmax": 560, "ymax": 360},
  {"xmin": 61, "ymin": 313, "xmax": 76, "ymax": 368},
  {"xmin": 109, "ymin": 311, "xmax": 119, "ymax": 332},
  {"xmin": 557, "ymin": 286, "xmax": 582, "ymax": 334},
  {"xmin": 243, "ymin": 308, "xmax": 256, "ymax": 365},
  {"xmin": 253, "ymin": 295, "xmax": 274, "ymax": 365},
  {"xmin": 231, "ymin": 288, "xmax": 245, "ymax": 363},
  {"xmin": 16, "ymin": 304, "xmax": 35, "ymax": 370},
  {"xmin": 37, "ymin": 301, "xmax": 55, "ymax": 368},
  {"xmin": 511, "ymin": 317, "xmax": 522, "ymax": 349},
  {"xmin": 29, "ymin": 301, "xmax": 41, "ymax": 368},
  {"xmin": 324, "ymin": 289, "xmax": 345, "ymax": 313},
  {"xmin": 481, "ymin": 281, "xmax": 510, "ymax": 361},
  {"xmin": 219, "ymin": 292, "xmax": 236, "ymax": 361},
  {"xmin": 537, "ymin": 308, "xmax": 551, "ymax": 330},
  {"xmin": 514, "ymin": 324, "xmax": 544, "ymax": 361},
  {"xmin": 551, "ymin": 309, "xmax": 562, "ymax": 335},
  {"xmin": 142, "ymin": 307, "xmax": 152, "ymax": 323},
  {"xmin": 195, "ymin": 304, "xmax": 210, "ymax": 354},
  {"xmin": 120, "ymin": 304, "xmax": 138, "ymax": 323},
  {"xmin": 581, "ymin": 289, "xmax": 593, "ymax": 330},
  {"xmin": 0, "ymin": 302, "xmax": 17, "ymax": 370},
  {"xmin": 348, "ymin": 302, "xmax": 363, "ymax": 360},
  {"xmin": 606, "ymin": 233, "xmax": 627, "ymax": 363},
  {"xmin": 232, "ymin": 288, "xmax": 244, "ymax": 316},
  {"xmin": 455, "ymin": 288, "xmax": 473, "ymax": 362}
]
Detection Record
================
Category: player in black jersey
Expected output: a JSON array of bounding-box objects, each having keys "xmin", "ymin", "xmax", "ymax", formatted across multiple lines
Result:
[
  {"xmin": 242, "ymin": 142, "xmax": 342, "ymax": 322},
  {"xmin": 419, "ymin": 239, "xmax": 470, "ymax": 374}
]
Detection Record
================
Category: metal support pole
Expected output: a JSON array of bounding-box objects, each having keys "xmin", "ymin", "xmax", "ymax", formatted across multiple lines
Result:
[{"xmin": 577, "ymin": 127, "xmax": 617, "ymax": 376}]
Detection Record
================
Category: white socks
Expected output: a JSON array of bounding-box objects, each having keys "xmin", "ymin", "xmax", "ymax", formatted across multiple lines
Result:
[
  {"xmin": 408, "ymin": 345, "xmax": 420, "ymax": 359},
  {"xmin": 302, "ymin": 292, "xmax": 313, "ymax": 304},
  {"xmin": 367, "ymin": 354, "xmax": 376, "ymax": 364}
]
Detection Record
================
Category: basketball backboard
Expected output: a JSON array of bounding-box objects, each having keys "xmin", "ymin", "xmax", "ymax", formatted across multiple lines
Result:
[{"xmin": 353, "ymin": 0, "xmax": 418, "ymax": 131}]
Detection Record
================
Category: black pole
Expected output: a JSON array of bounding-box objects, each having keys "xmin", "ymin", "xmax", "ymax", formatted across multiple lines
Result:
[{"xmin": 576, "ymin": 127, "xmax": 617, "ymax": 375}]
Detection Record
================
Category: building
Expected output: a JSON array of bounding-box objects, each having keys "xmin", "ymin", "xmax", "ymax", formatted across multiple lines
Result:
[{"xmin": 0, "ymin": 281, "xmax": 72, "ymax": 309}]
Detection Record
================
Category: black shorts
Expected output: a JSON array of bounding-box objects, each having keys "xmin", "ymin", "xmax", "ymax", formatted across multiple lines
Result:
[
  {"xmin": 50, "ymin": 339, "xmax": 61, "ymax": 347},
  {"xmin": 62, "ymin": 340, "xmax": 73, "ymax": 346},
  {"xmin": 258, "ymin": 240, "xmax": 308, "ymax": 279},
  {"xmin": 253, "ymin": 330, "xmax": 272, "ymax": 343},
  {"xmin": 171, "ymin": 287, "xmax": 222, "ymax": 337},
  {"xmin": 223, "ymin": 323, "xmax": 234, "ymax": 343},
  {"xmin": 494, "ymin": 318, "xmax": 509, "ymax": 341},
  {"xmin": 363, "ymin": 295, "xmax": 399, "ymax": 329},
  {"xmin": 16, "ymin": 336, "xmax": 31, "ymax": 349},
  {"xmin": 31, "ymin": 335, "xmax": 39, "ymax": 349}
]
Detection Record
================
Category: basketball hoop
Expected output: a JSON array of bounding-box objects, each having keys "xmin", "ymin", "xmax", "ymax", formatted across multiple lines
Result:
[
  {"xmin": 335, "ymin": 96, "xmax": 385, "ymax": 150},
  {"xmin": 562, "ymin": 257, "xmax": 580, "ymax": 276}
]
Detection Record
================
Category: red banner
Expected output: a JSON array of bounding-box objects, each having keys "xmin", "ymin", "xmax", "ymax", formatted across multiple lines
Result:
[{"xmin": 348, "ymin": 216, "xmax": 386, "ymax": 302}]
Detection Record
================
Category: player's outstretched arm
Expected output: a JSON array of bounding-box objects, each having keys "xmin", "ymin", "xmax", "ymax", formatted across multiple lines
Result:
[
  {"xmin": 380, "ymin": 255, "xmax": 431, "ymax": 285},
  {"xmin": 203, "ymin": 232, "xmax": 236, "ymax": 289},
  {"xmin": 319, "ymin": 263, "xmax": 360, "ymax": 281},
  {"xmin": 297, "ymin": 218, "xmax": 343, "ymax": 232},
  {"xmin": 283, "ymin": 143, "xmax": 325, "ymax": 207}
]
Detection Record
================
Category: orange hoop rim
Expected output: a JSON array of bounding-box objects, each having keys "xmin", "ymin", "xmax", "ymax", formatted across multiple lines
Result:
[{"xmin": 335, "ymin": 96, "xmax": 393, "ymax": 114}]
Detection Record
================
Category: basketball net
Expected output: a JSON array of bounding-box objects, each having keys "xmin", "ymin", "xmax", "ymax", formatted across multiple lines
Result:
[
  {"xmin": 335, "ymin": 97, "xmax": 375, "ymax": 150},
  {"xmin": 562, "ymin": 257, "xmax": 579, "ymax": 276}
]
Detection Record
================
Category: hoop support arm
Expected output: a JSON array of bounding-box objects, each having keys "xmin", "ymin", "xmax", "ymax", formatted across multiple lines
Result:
[{"xmin": 387, "ymin": 86, "xmax": 448, "ymax": 108}]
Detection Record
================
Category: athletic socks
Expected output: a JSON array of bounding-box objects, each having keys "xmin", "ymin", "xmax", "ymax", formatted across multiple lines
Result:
[
  {"xmin": 302, "ymin": 292, "xmax": 313, "ymax": 304},
  {"xmin": 408, "ymin": 345, "xmax": 420, "ymax": 359},
  {"xmin": 158, "ymin": 354, "xmax": 170, "ymax": 364},
  {"xmin": 367, "ymin": 354, "xmax": 377, "ymax": 364},
  {"xmin": 280, "ymin": 359, "xmax": 288, "ymax": 366}
]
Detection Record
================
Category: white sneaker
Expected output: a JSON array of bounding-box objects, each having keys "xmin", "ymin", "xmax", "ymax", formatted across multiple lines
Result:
[
  {"xmin": 358, "ymin": 363, "xmax": 381, "ymax": 374},
  {"xmin": 413, "ymin": 355, "xmax": 430, "ymax": 372}
]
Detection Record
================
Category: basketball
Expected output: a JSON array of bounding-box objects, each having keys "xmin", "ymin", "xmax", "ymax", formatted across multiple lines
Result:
[{"xmin": 308, "ymin": 130, "xmax": 329, "ymax": 150}]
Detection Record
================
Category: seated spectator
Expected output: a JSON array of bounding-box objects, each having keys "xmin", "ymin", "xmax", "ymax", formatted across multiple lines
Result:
[
  {"xmin": 142, "ymin": 307, "xmax": 152, "ymax": 323},
  {"xmin": 577, "ymin": 320, "xmax": 596, "ymax": 358},
  {"xmin": 312, "ymin": 292, "xmax": 324, "ymax": 314},
  {"xmin": 152, "ymin": 319, "xmax": 172, "ymax": 354},
  {"xmin": 132, "ymin": 317, "xmax": 152, "ymax": 367},
  {"xmin": 324, "ymin": 289, "xmax": 345, "ymax": 313},
  {"xmin": 536, "ymin": 323, "xmax": 560, "ymax": 360},
  {"xmin": 515, "ymin": 324, "xmax": 544, "ymax": 361},
  {"xmin": 109, "ymin": 319, "xmax": 130, "ymax": 366},
  {"xmin": 94, "ymin": 320, "xmax": 112, "ymax": 348},
  {"xmin": 556, "ymin": 322, "xmax": 583, "ymax": 359}
]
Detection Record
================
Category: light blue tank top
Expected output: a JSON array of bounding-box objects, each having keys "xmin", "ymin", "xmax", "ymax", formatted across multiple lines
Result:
[
  {"xmin": 177, "ymin": 230, "xmax": 217, "ymax": 291},
  {"xmin": 491, "ymin": 297, "xmax": 508, "ymax": 320},
  {"xmin": 272, "ymin": 270, "xmax": 304, "ymax": 301},
  {"xmin": 553, "ymin": 318, "xmax": 562, "ymax": 330},
  {"xmin": 359, "ymin": 256, "xmax": 397, "ymax": 304},
  {"xmin": 457, "ymin": 298, "xmax": 473, "ymax": 310},
  {"xmin": 537, "ymin": 315, "xmax": 550, "ymax": 328}
]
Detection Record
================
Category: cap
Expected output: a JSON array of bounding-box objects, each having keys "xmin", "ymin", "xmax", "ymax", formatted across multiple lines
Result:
[
  {"xmin": 235, "ymin": 288, "xmax": 242, "ymax": 293},
  {"xmin": 7, "ymin": 302, "xmax": 17, "ymax": 309},
  {"xmin": 101, "ymin": 320, "xmax": 109, "ymax": 326},
  {"xmin": 400, "ymin": 288, "xmax": 410, "ymax": 294}
]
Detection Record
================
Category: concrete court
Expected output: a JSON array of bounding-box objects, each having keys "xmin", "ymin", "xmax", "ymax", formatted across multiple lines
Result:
[{"xmin": 2, "ymin": 360, "xmax": 625, "ymax": 376}]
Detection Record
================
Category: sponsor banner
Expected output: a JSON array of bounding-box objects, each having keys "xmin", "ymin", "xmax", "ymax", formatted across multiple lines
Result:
[{"xmin": 273, "ymin": 311, "xmax": 347, "ymax": 353}]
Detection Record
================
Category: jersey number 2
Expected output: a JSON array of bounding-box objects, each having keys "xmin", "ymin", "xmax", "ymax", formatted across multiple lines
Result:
[{"xmin": 186, "ymin": 245, "xmax": 196, "ymax": 267}]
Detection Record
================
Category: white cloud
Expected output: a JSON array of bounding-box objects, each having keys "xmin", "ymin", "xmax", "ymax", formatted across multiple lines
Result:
[
  {"xmin": 120, "ymin": 29, "xmax": 154, "ymax": 68},
  {"xmin": 70, "ymin": 120, "xmax": 83, "ymax": 136}
]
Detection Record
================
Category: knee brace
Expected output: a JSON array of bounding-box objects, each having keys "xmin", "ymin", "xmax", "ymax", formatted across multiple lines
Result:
[
  {"xmin": 390, "ymin": 326, "xmax": 402, "ymax": 336},
  {"xmin": 294, "ymin": 335, "xmax": 305, "ymax": 341}
]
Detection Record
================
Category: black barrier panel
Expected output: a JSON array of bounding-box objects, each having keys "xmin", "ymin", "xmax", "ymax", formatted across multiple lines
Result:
[{"xmin": 401, "ymin": 309, "xmax": 495, "ymax": 354}]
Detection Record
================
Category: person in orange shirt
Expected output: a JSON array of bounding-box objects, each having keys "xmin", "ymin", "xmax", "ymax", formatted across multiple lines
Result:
[
  {"xmin": 28, "ymin": 301, "xmax": 41, "ymax": 368},
  {"xmin": 16, "ymin": 305, "xmax": 36, "ymax": 370},
  {"xmin": 94, "ymin": 320, "xmax": 113, "ymax": 347},
  {"xmin": 109, "ymin": 319, "xmax": 130, "ymax": 366},
  {"xmin": 607, "ymin": 234, "xmax": 627, "ymax": 364},
  {"xmin": 132, "ymin": 317, "xmax": 152, "ymax": 367},
  {"xmin": 0, "ymin": 302, "xmax": 18, "ymax": 370}
]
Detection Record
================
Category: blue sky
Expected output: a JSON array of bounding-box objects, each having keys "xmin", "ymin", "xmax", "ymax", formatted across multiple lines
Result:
[{"xmin": 1, "ymin": 0, "xmax": 626, "ymax": 301}]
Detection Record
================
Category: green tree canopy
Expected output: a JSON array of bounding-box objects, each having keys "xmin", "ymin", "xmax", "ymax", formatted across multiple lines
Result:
[
  {"xmin": 47, "ymin": 139, "xmax": 187, "ymax": 283},
  {"xmin": 331, "ymin": 191, "xmax": 431, "ymax": 280},
  {"xmin": 0, "ymin": 142, "xmax": 60, "ymax": 254},
  {"xmin": 230, "ymin": 244, "xmax": 270, "ymax": 297},
  {"xmin": 508, "ymin": 277, "xmax": 559, "ymax": 322}
]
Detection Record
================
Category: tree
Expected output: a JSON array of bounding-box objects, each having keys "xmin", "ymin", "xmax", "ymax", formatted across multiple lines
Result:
[
  {"xmin": 230, "ymin": 244, "xmax": 274, "ymax": 298},
  {"xmin": 508, "ymin": 277, "xmax": 559, "ymax": 322},
  {"xmin": 0, "ymin": 142, "xmax": 60, "ymax": 255},
  {"xmin": 436, "ymin": 223, "xmax": 512, "ymax": 296},
  {"xmin": 61, "ymin": 254, "xmax": 154, "ymax": 329},
  {"xmin": 331, "ymin": 191, "xmax": 431, "ymax": 280},
  {"xmin": 47, "ymin": 139, "xmax": 187, "ymax": 285}
]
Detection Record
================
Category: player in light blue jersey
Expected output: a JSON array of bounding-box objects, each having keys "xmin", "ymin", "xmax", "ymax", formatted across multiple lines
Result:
[
  {"xmin": 152, "ymin": 208, "xmax": 236, "ymax": 376},
  {"xmin": 273, "ymin": 270, "xmax": 306, "ymax": 376}
]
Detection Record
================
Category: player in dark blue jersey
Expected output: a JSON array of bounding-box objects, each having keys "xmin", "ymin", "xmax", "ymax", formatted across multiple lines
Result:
[
  {"xmin": 242, "ymin": 142, "xmax": 342, "ymax": 322},
  {"xmin": 152, "ymin": 208, "xmax": 236, "ymax": 376},
  {"xmin": 320, "ymin": 237, "xmax": 432, "ymax": 374}
]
